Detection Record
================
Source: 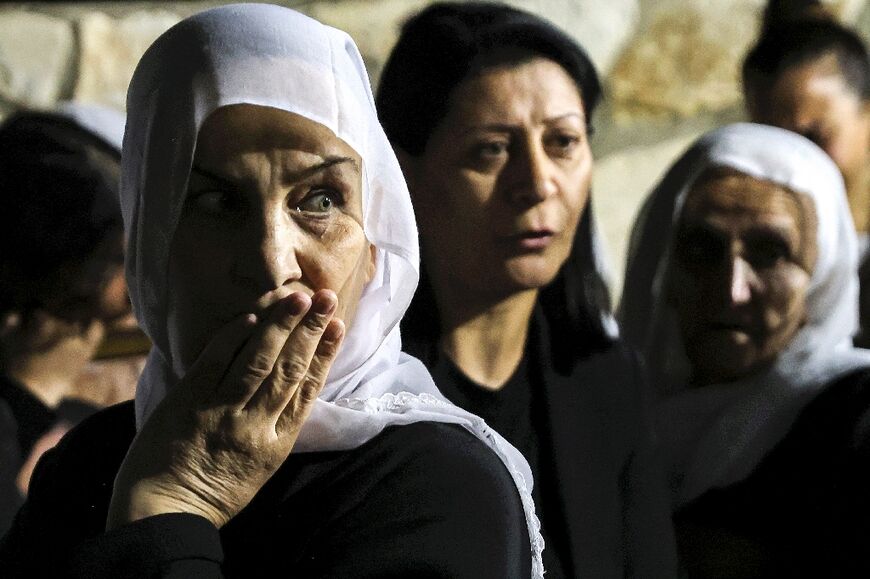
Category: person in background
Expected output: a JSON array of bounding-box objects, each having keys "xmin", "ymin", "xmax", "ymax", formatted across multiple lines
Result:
[
  {"xmin": 621, "ymin": 123, "xmax": 870, "ymax": 578},
  {"xmin": 377, "ymin": 3, "xmax": 677, "ymax": 577},
  {"xmin": 742, "ymin": 10, "xmax": 870, "ymax": 342},
  {"xmin": 0, "ymin": 105, "xmax": 128, "ymax": 535},
  {"xmin": 0, "ymin": 5, "xmax": 541, "ymax": 577}
]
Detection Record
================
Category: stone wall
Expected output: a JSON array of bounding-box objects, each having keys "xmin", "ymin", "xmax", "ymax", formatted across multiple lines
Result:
[{"xmin": 1, "ymin": 0, "xmax": 868, "ymax": 302}]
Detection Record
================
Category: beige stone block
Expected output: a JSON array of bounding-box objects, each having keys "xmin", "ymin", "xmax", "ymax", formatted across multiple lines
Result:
[
  {"xmin": 0, "ymin": 11, "xmax": 74, "ymax": 108},
  {"xmin": 592, "ymin": 131, "xmax": 704, "ymax": 303},
  {"xmin": 609, "ymin": 2, "xmax": 758, "ymax": 121},
  {"xmin": 306, "ymin": 0, "xmax": 430, "ymax": 86},
  {"xmin": 75, "ymin": 10, "xmax": 181, "ymax": 110},
  {"xmin": 311, "ymin": 0, "xmax": 638, "ymax": 88},
  {"xmin": 826, "ymin": 0, "xmax": 868, "ymax": 22},
  {"xmin": 504, "ymin": 0, "xmax": 640, "ymax": 75}
]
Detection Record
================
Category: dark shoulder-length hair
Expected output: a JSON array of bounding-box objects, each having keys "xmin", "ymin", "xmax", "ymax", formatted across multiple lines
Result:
[
  {"xmin": 0, "ymin": 111, "xmax": 123, "ymax": 318},
  {"xmin": 376, "ymin": 1, "xmax": 614, "ymax": 358}
]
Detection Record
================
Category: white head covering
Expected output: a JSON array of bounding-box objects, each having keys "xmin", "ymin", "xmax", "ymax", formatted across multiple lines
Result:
[
  {"xmin": 122, "ymin": 4, "xmax": 543, "ymax": 575},
  {"xmin": 619, "ymin": 123, "xmax": 870, "ymax": 507}
]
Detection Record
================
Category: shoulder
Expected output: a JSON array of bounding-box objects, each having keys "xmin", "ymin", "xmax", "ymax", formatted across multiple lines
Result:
[
  {"xmin": 0, "ymin": 402, "xmax": 136, "ymax": 575},
  {"xmin": 799, "ymin": 367, "xmax": 870, "ymax": 453},
  {"xmin": 361, "ymin": 421, "xmax": 526, "ymax": 511},
  {"xmin": 555, "ymin": 336, "xmax": 649, "ymax": 408},
  {"xmin": 307, "ymin": 421, "xmax": 532, "ymax": 577},
  {"xmin": 21, "ymin": 400, "xmax": 134, "ymax": 520},
  {"xmin": 38, "ymin": 400, "xmax": 135, "ymax": 482}
]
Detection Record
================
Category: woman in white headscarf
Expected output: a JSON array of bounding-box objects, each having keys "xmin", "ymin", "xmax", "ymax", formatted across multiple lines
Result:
[
  {"xmin": 0, "ymin": 5, "xmax": 543, "ymax": 577},
  {"xmin": 620, "ymin": 122, "xmax": 870, "ymax": 578}
]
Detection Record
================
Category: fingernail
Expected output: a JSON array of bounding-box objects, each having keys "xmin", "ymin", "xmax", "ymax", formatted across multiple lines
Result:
[
  {"xmin": 286, "ymin": 293, "xmax": 311, "ymax": 316},
  {"xmin": 323, "ymin": 320, "xmax": 345, "ymax": 344},
  {"xmin": 312, "ymin": 291, "xmax": 337, "ymax": 315}
]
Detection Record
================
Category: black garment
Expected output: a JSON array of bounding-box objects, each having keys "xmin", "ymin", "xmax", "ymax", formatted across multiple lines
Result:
[
  {"xmin": 410, "ymin": 307, "xmax": 678, "ymax": 579},
  {"xmin": 674, "ymin": 369, "xmax": 870, "ymax": 579},
  {"xmin": 0, "ymin": 374, "xmax": 96, "ymax": 536},
  {"xmin": 0, "ymin": 401, "xmax": 532, "ymax": 578}
]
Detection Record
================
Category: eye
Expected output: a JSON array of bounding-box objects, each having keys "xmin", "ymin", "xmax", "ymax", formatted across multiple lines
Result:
[
  {"xmin": 675, "ymin": 228, "xmax": 727, "ymax": 269},
  {"xmin": 474, "ymin": 140, "xmax": 509, "ymax": 159},
  {"xmin": 188, "ymin": 190, "xmax": 233, "ymax": 216},
  {"xmin": 745, "ymin": 236, "xmax": 792, "ymax": 269},
  {"xmin": 295, "ymin": 190, "xmax": 337, "ymax": 214},
  {"xmin": 545, "ymin": 131, "xmax": 582, "ymax": 157}
]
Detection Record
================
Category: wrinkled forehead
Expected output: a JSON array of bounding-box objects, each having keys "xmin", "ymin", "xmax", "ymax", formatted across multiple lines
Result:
[
  {"xmin": 194, "ymin": 104, "xmax": 363, "ymax": 170},
  {"xmin": 684, "ymin": 167, "xmax": 812, "ymax": 222}
]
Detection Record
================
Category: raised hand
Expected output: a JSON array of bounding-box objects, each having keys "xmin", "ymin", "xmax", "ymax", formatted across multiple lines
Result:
[{"xmin": 107, "ymin": 289, "xmax": 344, "ymax": 530}]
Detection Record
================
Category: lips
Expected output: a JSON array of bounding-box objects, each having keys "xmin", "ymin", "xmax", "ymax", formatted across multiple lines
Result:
[
  {"xmin": 705, "ymin": 320, "xmax": 758, "ymax": 339},
  {"xmin": 506, "ymin": 229, "xmax": 555, "ymax": 251}
]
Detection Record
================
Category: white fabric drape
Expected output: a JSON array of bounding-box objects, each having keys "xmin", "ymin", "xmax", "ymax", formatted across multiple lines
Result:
[
  {"xmin": 619, "ymin": 123, "xmax": 870, "ymax": 508},
  {"xmin": 121, "ymin": 4, "xmax": 543, "ymax": 575}
]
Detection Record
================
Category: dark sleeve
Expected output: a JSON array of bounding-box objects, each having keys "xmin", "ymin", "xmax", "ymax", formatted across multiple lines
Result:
[
  {"xmin": 826, "ymin": 377, "xmax": 870, "ymax": 575},
  {"xmin": 303, "ymin": 423, "xmax": 532, "ymax": 578},
  {"xmin": 0, "ymin": 400, "xmax": 24, "ymax": 537},
  {"xmin": 619, "ymin": 348, "xmax": 680, "ymax": 579},
  {"xmin": 68, "ymin": 513, "xmax": 224, "ymax": 579},
  {"xmin": 1, "ymin": 401, "xmax": 223, "ymax": 579}
]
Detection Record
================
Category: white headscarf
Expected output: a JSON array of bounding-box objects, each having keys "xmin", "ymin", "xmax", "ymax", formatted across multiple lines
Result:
[
  {"xmin": 619, "ymin": 123, "xmax": 870, "ymax": 508},
  {"xmin": 121, "ymin": 4, "xmax": 543, "ymax": 575}
]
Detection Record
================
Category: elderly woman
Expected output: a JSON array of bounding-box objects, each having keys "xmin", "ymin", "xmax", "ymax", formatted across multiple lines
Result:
[
  {"xmin": 620, "ymin": 123, "xmax": 870, "ymax": 578},
  {"xmin": 0, "ymin": 106, "xmax": 128, "ymax": 535},
  {"xmin": 0, "ymin": 5, "xmax": 542, "ymax": 577},
  {"xmin": 376, "ymin": 3, "xmax": 677, "ymax": 578}
]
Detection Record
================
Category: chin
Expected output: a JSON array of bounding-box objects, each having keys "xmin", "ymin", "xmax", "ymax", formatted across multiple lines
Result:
[
  {"xmin": 688, "ymin": 344, "xmax": 759, "ymax": 384},
  {"xmin": 502, "ymin": 256, "xmax": 563, "ymax": 291}
]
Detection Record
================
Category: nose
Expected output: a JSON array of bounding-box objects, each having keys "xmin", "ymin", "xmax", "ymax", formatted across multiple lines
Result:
[
  {"xmin": 728, "ymin": 255, "xmax": 754, "ymax": 305},
  {"xmin": 511, "ymin": 140, "xmax": 558, "ymax": 206},
  {"xmin": 233, "ymin": 206, "xmax": 302, "ymax": 293}
]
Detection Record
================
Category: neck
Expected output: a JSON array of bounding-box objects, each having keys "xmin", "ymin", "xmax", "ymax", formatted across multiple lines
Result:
[
  {"xmin": 431, "ymin": 275, "xmax": 538, "ymax": 391},
  {"xmin": 2, "ymin": 318, "xmax": 104, "ymax": 409}
]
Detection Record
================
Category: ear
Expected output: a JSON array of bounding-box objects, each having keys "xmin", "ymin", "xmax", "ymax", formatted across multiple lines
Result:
[
  {"xmin": 0, "ymin": 310, "xmax": 22, "ymax": 340},
  {"xmin": 365, "ymin": 243, "xmax": 377, "ymax": 284}
]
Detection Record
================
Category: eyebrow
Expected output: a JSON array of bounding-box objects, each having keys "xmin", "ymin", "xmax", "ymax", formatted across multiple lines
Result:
[
  {"xmin": 190, "ymin": 155, "xmax": 360, "ymax": 187},
  {"xmin": 460, "ymin": 112, "xmax": 586, "ymax": 135}
]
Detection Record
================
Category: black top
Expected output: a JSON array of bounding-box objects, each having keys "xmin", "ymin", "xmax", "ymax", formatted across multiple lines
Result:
[
  {"xmin": 0, "ymin": 374, "xmax": 95, "ymax": 536},
  {"xmin": 0, "ymin": 401, "xmax": 532, "ymax": 578},
  {"xmin": 409, "ymin": 307, "xmax": 679, "ymax": 579},
  {"xmin": 674, "ymin": 369, "xmax": 870, "ymax": 579}
]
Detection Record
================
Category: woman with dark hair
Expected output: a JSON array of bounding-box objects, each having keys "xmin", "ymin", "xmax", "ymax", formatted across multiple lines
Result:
[
  {"xmin": 377, "ymin": 3, "xmax": 677, "ymax": 577},
  {"xmin": 742, "ymin": 15, "xmax": 870, "ymax": 342},
  {"xmin": 1, "ymin": 5, "xmax": 541, "ymax": 577},
  {"xmin": 743, "ymin": 17, "xmax": 869, "ymax": 236},
  {"xmin": 0, "ymin": 107, "xmax": 129, "ymax": 535}
]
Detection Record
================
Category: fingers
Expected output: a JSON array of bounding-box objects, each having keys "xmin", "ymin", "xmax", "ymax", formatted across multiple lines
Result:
[
  {"xmin": 244, "ymin": 290, "xmax": 339, "ymax": 419},
  {"xmin": 275, "ymin": 318, "xmax": 344, "ymax": 434},
  {"xmin": 183, "ymin": 314, "xmax": 258, "ymax": 396},
  {"xmin": 216, "ymin": 292, "xmax": 312, "ymax": 404}
]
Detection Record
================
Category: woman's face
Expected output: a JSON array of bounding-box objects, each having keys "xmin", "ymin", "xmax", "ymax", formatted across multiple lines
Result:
[
  {"xmin": 37, "ymin": 228, "xmax": 129, "ymax": 327},
  {"xmin": 402, "ymin": 57, "xmax": 592, "ymax": 300},
  {"xmin": 166, "ymin": 104, "xmax": 376, "ymax": 372},
  {"xmin": 668, "ymin": 171, "xmax": 817, "ymax": 385},
  {"xmin": 748, "ymin": 54, "xmax": 870, "ymax": 196}
]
